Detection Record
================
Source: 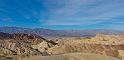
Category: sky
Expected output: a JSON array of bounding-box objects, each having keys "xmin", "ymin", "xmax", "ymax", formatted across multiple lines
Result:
[{"xmin": 0, "ymin": 0, "xmax": 124, "ymax": 30}]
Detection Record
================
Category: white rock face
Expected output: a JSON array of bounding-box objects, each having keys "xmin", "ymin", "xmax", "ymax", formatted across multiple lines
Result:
[
  {"xmin": 32, "ymin": 41, "xmax": 49, "ymax": 52},
  {"xmin": 118, "ymin": 50, "xmax": 124, "ymax": 60}
]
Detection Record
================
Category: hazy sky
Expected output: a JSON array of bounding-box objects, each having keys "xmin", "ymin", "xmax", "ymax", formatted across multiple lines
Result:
[{"xmin": 0, "ymin": 0, "xmax": 124, "ymax": 30}]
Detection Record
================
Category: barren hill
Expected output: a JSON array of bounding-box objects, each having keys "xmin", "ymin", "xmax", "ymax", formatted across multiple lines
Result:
[
  {"xmin": 0, "ymin": 32, "xmax": 56, "ymax": 60},
  {"xmin": 0, "ymin": 32, "xmax": 124, "ymax": 60}
]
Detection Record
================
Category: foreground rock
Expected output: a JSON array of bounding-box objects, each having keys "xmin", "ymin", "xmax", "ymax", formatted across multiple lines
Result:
[{"xmin": 0, "ymin": 32, "xmax": 56, "ymax": 60}]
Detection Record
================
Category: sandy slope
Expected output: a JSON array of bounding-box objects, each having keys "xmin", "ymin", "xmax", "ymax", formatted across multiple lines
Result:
[{"xmin": 21, "ymin": 53, "xmax": 120, "ymax": 60}]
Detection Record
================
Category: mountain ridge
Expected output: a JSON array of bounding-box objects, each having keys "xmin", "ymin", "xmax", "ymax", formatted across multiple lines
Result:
[{"xmin": 0, "ymin": 27, "xmax": 123, "ymax": 37}]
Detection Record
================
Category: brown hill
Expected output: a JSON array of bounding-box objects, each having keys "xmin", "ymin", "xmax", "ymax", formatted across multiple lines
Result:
[
  {"xmin": 0, "ymin": 32, "xmax": 124, "ymax": 60},
  {"xmin": 0, "ymin": 32, "xmax": 56, "ymax": 60}
]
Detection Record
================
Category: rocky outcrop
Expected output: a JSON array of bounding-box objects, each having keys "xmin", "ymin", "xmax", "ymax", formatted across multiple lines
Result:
[
  {"xmin": 32, "ymin": 41, "xmax": 49, "ymax": 52},
  {"xmin": 31, "ymin": 40, "xmax": 57, "ymax": 56},
  {"xmin": 118, "ymin": 50, "xmax": 124, "ymax": 60},
  {"xmin": 47, "ymin": 40, "xmax": 124, "ymax": 58},
  {"xmin": 0, "ymin": 32, "xmax": 54, "ymax": 57},
  {"xmin": 92, "ymin": 33, "xmax": 123, "ymax": 42},
  {"xmin": 0, "ymin": 40, "xmax": 40, "ymax": 56}
]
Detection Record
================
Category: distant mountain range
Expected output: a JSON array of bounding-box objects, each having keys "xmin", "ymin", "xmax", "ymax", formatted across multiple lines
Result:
[{"xmin": 0, "ymin": 27, "xmax": 123, "ymax": 37}]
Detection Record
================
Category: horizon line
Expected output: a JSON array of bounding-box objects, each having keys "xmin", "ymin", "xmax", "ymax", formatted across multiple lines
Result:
[{"xmin": 0, "ymin": 26, "xmax": 124, "ymax": 31}]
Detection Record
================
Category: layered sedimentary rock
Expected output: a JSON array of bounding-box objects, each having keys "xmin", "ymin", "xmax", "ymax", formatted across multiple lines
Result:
[
  {"xmin": 47, "ymin": 40, "xmax": 124, "ymax": 58},
  {"xmin": 31, "ymin": 33, "xmax": 124, "ymax": 58},
  {"xmin": 0, "ymin": 40, "xmax": 40, "ymax": 55},
  {"xmin": 1, "ymin": 32, "xmax": 124, "ymax": 60},
  {"xmin": 92, "ymin": 33, "xmax": 124, "ymax": 42},
  {"xmin": 0, "ymin": 32, "xmax": 55, "ymax": 57}
]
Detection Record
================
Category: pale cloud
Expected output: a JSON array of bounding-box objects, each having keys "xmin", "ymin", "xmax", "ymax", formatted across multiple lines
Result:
[
  {"xmin": 0, "ymin": 0, "xmax": 124, "ymax": 29},
  {"xmin": 39, "ymin": 0, "xmax": 124, "ymax": 26}
]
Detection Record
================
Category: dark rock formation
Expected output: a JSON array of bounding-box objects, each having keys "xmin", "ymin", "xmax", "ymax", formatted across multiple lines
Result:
[{"xmin": 0, "ymin": 32, "xmax": 12, "ymax": 40}]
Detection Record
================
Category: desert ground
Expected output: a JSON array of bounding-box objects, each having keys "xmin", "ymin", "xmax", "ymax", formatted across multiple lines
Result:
[{"xmin": 21, "ymin": 53, "xmax": 120, "ymax": 60}]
